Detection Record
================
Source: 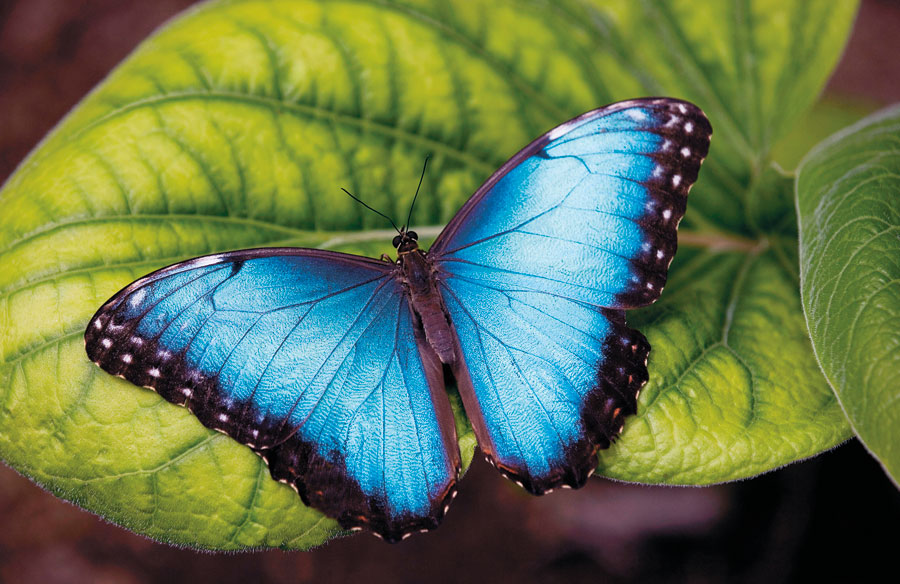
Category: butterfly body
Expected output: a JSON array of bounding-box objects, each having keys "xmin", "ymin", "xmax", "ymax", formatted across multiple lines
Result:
[
  {"xmin": 395, "ymin": 232, "xmax": 457, "ymax": 365},
  {"xmin": 85, "ymin": 98, "xmax": 711, "ymax": 542}
]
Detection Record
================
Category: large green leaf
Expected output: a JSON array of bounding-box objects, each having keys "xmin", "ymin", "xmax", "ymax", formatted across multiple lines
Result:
[
  {"xmin": 797, "ymin": 106, "xmax": 900, "ymax": 486},
  {"xmin": 0, "ymin": 0, "xmax": 857, "ymax": 548}
]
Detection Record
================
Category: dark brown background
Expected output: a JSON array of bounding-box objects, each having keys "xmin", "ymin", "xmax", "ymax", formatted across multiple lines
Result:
[{"xmin": 1, "ymin": 1, "xmax": 899, "ymax": 582}]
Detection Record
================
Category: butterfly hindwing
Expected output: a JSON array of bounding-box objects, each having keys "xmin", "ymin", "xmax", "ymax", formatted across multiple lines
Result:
[
  {"xmin": 430, "ymin": 98, "xmax": 710, "ymax": 492},
  {"xmin": 439, "ymin": 283, "xmax": 650, "ymax": 492},
  {"xmin": 85, "ymin": 249, "xmax": 460, "ymax": 542}
]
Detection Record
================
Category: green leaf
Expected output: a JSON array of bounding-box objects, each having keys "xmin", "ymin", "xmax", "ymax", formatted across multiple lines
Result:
[
  {"xmin": 0, "ymin": 0, "xmax": 858, "ymax": 548},
  {"xmin": 797, "ymin": 106, "xmax": 900, "ymax": 486}
]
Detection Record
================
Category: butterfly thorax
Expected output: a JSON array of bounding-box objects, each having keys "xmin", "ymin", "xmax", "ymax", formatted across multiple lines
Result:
[{"xmin": 396, "ymin": 234, "xmax": 457, "ymax": 365}]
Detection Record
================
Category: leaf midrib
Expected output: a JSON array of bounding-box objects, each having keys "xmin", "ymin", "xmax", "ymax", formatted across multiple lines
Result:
[{"xmin": 1, "ymin": 213, "xmax": 306, "ymax": 260}]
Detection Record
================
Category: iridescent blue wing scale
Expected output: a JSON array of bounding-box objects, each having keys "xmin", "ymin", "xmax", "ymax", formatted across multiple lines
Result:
[
  {"xmin": 429, "ymin": 98, "xmax": 711, "ymax": 493},
  {"xmin": 85, "ymin": 249, "xmax": 460, "ymax": 542}
]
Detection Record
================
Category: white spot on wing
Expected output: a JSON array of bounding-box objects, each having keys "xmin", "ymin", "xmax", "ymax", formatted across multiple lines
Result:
[
  {"xmin": 101, "ymin": 338, "xmax": 112, "ymax": 349},
  {"xmin": 626, "ymin": 108, "xmax": 648, "ymax": 121},
  {"xmin": 681, "ymin": 147, "xmax": 691, "ymax": 158},
  {"xmin": 662, "ymin": 209, "xmax": 673, "ymax": 220},
  {"xmin": 148, "ymin": 368, "xmax": 161, "ymax": 378},
  {"xmin": 672, "ymin": 175, "xmax": 682, "ymax": 187},
  {"xmin": 191, "ymin": 254, "xmax": 227, "ymax": 268},
  {"xmin": 128, "ymin": 289, "xmax": 146, "ymax": 308},
  {"xmin": 685, "ymin": 121, "xmax": 694, "ymax": 133}
]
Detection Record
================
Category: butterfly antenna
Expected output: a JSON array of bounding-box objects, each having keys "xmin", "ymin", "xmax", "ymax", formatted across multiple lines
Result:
[
  {"xmin": 405, "ymin": 155, "xmax": 430, "ymax": 231},
  {"xmin": 341, "ymin": 187, "xmax": 401, "ymax": 233}
]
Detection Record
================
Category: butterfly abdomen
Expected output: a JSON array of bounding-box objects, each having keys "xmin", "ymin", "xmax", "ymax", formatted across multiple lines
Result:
[{"xmin": 400, "ymin": 249, "xmax": 457, "ymax": 365}]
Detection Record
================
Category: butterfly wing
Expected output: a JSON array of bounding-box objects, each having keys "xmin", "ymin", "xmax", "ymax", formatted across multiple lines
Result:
[
  {"xmin": 85, "ymin": 249, "xmax": 460, "ymax": 542},
  {"xmin": 429, "ymin": 98, "xmax": 711, "ymax": 492}
]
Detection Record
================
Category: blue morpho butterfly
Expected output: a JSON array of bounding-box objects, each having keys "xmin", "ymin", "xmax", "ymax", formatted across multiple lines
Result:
[{"xmin": 85, "ymin": 98, "xmax": 711, "ymax": 542}]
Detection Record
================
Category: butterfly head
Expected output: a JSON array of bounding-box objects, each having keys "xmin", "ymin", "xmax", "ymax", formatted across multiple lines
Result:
[{"xmin": 392, "ymin": 229, "xmax": 419, "ymax": 254}]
